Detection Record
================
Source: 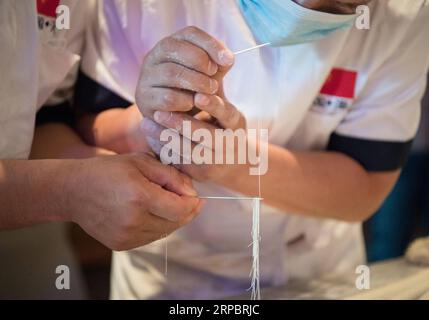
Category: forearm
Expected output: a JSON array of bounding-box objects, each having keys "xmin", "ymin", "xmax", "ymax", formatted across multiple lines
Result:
[
  {"xmin": 75, "ymin": 105, "xmax": 146, "ymax": 154},
  {"xmin": 0, "ymin": 159, "xmax": 74, "ymax": 229},
  {"xmin": 1, "ymin": 124, "xmax": 114, "ymax": 230},
  {"xmin": 218, "ymin": 144, "xmax": 400, "ymax": 222},
  {"xmin": 31, "ymin": 123, "xmax": 115, "ymax": 159}
]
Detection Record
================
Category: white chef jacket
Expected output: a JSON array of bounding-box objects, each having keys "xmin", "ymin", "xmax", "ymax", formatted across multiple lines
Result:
[
  {"xmin": 79, "ymin": 0, "xmax": 429, "ymax": 299},
  {"xmin": 0, "ymin": 0, "xmax": 92, "ymax": 159}
]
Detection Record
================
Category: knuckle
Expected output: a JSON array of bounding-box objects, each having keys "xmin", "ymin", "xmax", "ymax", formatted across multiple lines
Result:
[
  {"xmin": 175, "ymin": 65, "xmax": 187, "ymax": 81},
  {"xmin": 207, "ymin": 37, "xmax": 219, "ymax": 49},
  {"xmin": 195, "ymin": 75, "xmax": 212, "ymax": 93},
  {"xmin": 209, "ymin": 79, "xmax": 219, "ymax": 93},
  {"xmin": 158, "ymin": 37, "xmax": 176, "ymax": 53},
  {"xmin": 159, "ymin": 91, "xmax": 176, "ymax": 110},
  {"xmin": 162, "ymin": 63, "xmax": 178, "ymax": 78},
  {"xmin": 183, "ymin": 25, "xmax": 200, "ymax": 35},
  {"xmin": 180, "ymin": 97, "xmax": 194, "ymax": 111},
  {"xmin": 190, "ymin": 50, "xmax": 209, "ymax": 68}
]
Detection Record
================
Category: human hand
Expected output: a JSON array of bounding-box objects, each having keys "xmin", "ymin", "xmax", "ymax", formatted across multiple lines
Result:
[
  {"xmin": 135, "ymin": 26, "xmax": 235, "ymax": 120},
  {"xmin": 141, "ymin": 104, "xmax": 247, "ymax": 183},
  {"xmin": 66, "ymin": 153, "xmax": 203, "ymax": 251}
]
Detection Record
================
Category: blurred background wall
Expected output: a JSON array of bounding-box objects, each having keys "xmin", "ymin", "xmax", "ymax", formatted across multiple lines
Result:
[{"xmin": 364, "ymin": 75, "xmax": 429, "ymax": 262}]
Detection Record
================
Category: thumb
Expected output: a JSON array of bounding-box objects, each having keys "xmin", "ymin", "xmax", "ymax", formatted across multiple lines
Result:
[{"xmin": 132, "ymin": 153, "xmax": 198, "ymax": 197}]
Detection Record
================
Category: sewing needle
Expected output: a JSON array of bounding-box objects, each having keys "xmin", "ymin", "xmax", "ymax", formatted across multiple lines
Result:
[{"xmin": 233, "ymin": 42, "xmax": 271, "ymax": 55}]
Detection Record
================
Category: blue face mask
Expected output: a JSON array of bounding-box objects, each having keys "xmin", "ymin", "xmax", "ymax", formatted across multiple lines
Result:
[{"xmin": 237, "ymin": 0, "xmax": 357, "ymax": 46}]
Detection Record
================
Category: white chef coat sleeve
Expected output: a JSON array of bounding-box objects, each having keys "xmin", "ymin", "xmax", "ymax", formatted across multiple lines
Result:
[
  {"xmin": 73, "ymin": 0, "xmax": 133, "ymax": 114},
  {"xmin": 327, "ymin": 11, "xmax": 429, "ymax": 172}
]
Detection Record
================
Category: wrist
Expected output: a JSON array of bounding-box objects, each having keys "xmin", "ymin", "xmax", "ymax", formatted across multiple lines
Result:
[
  {"xmin": 55, "ymin": 158, "xmax": 93, "ymax": 224},
  {"xmin": 41, "ymin": 159, "xmax": 86, "ymax": 223},
  {"xmin": 0, "ymin": 159, "xmax": 81, "ymax": 227}
]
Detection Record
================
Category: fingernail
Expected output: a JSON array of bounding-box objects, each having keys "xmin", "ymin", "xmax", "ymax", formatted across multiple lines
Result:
[
  {"xmin": 183, "ymin": 182, "xmax": 197, "ymax": 197},
  {"xmin": 218, "ymin": 49, "xmax": 234, "ymax": 66},
  {"xmin": 195, "ymin": 93, "xmax": 210, "ymax": 106},
  {"xmin": 141, "ymin": 118, "xmax": 157, "ymax": 134},
  {"xmin": 207, "ymin": 60, "xmax": 218, "ymax": 75},
  {"xmin": 154, "ymin": 111, "xmax": 171, "ymax": 124},
  {"xmin": 210, "ymin": 79, "xmax": 218, "ymax": 94}
]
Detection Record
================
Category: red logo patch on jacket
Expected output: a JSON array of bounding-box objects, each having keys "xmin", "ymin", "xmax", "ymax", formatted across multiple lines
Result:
[
  {"xmin": 313, "ymin": 68, "xmax": 358, "ymax": 114},
  {"xmin": 37, "ymin": 0, "xmax": 61, "ymax": 18},
  {"xmin": 37, "ymin": 0, "xmax": 62, "ymax": 36}
]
